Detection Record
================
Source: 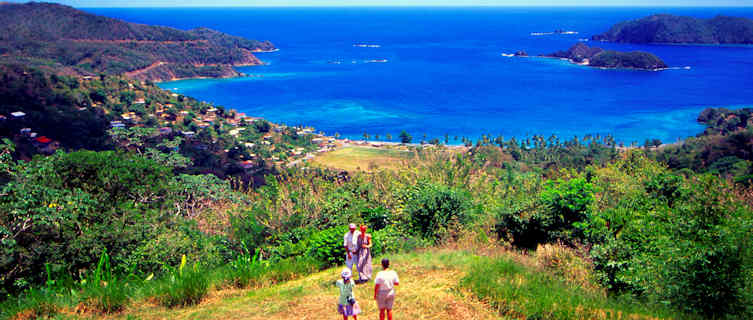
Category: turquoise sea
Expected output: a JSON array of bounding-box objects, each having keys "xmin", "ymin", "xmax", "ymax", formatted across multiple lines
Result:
[{"xmin": 88, "ymin": 7, "xmax": 753, "ymax": 144}]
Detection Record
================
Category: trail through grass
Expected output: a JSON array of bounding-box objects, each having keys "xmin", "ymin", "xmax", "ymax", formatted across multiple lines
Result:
[{"xmin": 97, "ymin": 250, "xmax": 498, "ymax": 320}]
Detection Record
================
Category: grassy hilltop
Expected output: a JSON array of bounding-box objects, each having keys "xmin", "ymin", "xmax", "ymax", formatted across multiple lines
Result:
[{"xmin": 1, "ymin": 3, "xmax": 753, "ymax": 320}]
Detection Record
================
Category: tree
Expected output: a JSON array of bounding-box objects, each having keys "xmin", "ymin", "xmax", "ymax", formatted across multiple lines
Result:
[{"xmin": 399, "ymin": 130, "xmax": 412, "ymax": 144}]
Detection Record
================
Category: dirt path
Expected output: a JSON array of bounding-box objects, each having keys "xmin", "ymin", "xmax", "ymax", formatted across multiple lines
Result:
[
  {"xmin": 124, "ymin": 61, "xmax": 167, "ymax": 78},
  {"xmin": 108, "ymin": 253, "xmax": 500, "ymax": 320}
]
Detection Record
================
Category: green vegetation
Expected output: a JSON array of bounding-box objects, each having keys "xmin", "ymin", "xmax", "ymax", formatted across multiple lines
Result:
[
  {"xmin": 545, "ymin": 42, "xmax": 667, "ymax": 70},
  {"xmin": 0, "ymin": 2, "xmax": 275, "ymax": 81},
  {"xmin": 592, "ymin": 14, "xmax": 753, "ymax": 44},
  {"xmin": 461, "ymin": 254, "xmax": 681, "ymax": 319},
  {"xmin": 1, "ymin": 10, "xmax": 752, "ymax": 316},
  {"xmin": 0, "ymin": 65, "xmax": 317, "ymax": 179},
  {"xmin": 653, "ymin": 107, "xmax": 753, "ymax": 185}
]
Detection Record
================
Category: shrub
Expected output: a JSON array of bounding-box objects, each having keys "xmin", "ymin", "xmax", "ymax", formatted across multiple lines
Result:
[
  {"xmin": 404, "ymin": 183, "xmax": 470, "ymax": 240},
  {"xmin": 307, "ymin": 226, "xmax": 348, "ymax": 267},
  {"xmin": 371, "ymin": 226, "xmax": 428, "ymax": 257}
]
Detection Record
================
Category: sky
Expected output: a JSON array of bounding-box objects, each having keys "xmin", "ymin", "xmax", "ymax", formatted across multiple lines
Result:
[{"xmin": 4, "ymin": 0, "xmax": 753, "ymax": 7}]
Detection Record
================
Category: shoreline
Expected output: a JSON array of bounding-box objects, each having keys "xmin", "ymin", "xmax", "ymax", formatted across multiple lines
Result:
[{"xmin": 536, "ymin": 55, "xmax": 668, "ymax": 72}]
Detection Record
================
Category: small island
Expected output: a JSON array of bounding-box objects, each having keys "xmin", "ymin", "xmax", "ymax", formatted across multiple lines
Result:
[
  {"xmin": 0, "ymin": 2, "xmax": 276, "ymax": 82},
  {"xmin": 592, "ymin": 14, "xmax": 753, "ymax": 44},
  {"xmin": 542, "ymin": 43, "xmax": 668, "ymax": 71}
]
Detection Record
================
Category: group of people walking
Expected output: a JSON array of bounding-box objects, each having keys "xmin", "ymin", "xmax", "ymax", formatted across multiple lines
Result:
[{"xmin": 337, "ymin": 223, "xmax": 399, "ymax": 320}]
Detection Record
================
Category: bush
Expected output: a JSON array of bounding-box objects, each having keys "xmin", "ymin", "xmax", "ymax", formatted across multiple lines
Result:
[
  {"xmin": 371, "ymin": 226, "xmax": 428, "ymax": 257},
  {"xmin": 155, "ymin": 255, "xmax": 209, "ymax": 308},
  {"xmin": 404, "ymin": 183, "xmax": 470, "ymax": 240},
  {"xmin": 307, "ymin": 226, "xmax": 348, "ymax": 267}
]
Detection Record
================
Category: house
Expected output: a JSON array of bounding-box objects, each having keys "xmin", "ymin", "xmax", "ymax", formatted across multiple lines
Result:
[
  {"xmin": 29, "ymin": 132, "xmax": 38, "ymax": 138},
  {"xmin": 34, "ymin": 136, "xmax": 52, "ymax": 144},
  {"xmin": 159, "ymin": 127, "xmax": 172, "ymax": 135},
  {"xmin": 244, "ymin": 142, "xmax": 255, "ymax": 148},
  {"xmin": 77, "ymin": 107, "xmax": 87, "ymax": 111},
  {"xmin": 197, "ymin": 122, "xmax": 210, "ymax": 128},
  {"xmin": 207, "ymin": 107, "xmax": 217, "ymax": 113},
  {"xmin": 238, "ymin": 160, "xmax": 255, "ymax": 169},
  {"xmin": 229, "ymin": 128, "xmax": 246, "ymax": 136},
  {"xmin": 134, "ymin": 98, "xmax": 146, "ymax": 105},
  {"xmin": 181, "ymin": 131, "xmax": 195, "ymax": 137},
  {"xmin": 0, "ymin": 115, "xmax": 6, "ymax": 121},
  {"xmin": 10, "ymin": 111, "xmax": 26, "ymax": 118},
  {"xmin": 20, "ymin": 128, "xmax": 31, "ymax": 135},
  {"xmin": 110, "ymin": 121, "xmax": 125, "ymax": 128}
]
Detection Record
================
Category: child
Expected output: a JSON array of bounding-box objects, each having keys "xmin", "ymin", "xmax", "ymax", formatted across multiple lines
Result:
[
  {"xmin": 337, "ymin": 268, "xmax": 361, "ymax": 320},
  {"xmin": 374, "ymin": 258, "xmax": 399, "ymax": 320}
]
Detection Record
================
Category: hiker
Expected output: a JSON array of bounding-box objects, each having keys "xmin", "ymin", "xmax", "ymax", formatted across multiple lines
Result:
[
  {"xmin": 356, "ymin": 224, "xmax": 373, "ymax": 283},
  {"xmin": 374, "ymin": 258, "xmax": 399, "ymax": 320},
  {"xmin": 343, "ymin": 223, "xmax": 360, "ymax": 270},
  {"xmin": 337, "ymin": 268, "xmax": 361, "ymax": 320}
]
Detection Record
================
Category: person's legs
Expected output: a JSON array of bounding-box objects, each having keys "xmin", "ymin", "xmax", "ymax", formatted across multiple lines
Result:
[
  {"xmin": 386, "ymin": 309, "xmax": 393, "ymax": 320},
  {"xmin": 342, "ymin": 315, "xmax": 347, "ymax": 320},
  {"xmin": 379, "ymin": 309, "xmax": 386, "ymax": 320}
]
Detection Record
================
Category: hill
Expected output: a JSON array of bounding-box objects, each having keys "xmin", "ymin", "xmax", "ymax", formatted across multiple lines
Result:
[
  {"xmin": 0, "ymin": 64, "xmax": 319, "ymax": 181},
  {"xmin": 543, "ymin": 42, "xmax": 668, "ymax": 70},
  {"xmin": 592, "ymin": 14, "xmax": 753, "ymax": 44},
  {"xmin": 0, "ymin": 2, "xmax": 276, "ymax": 81}
]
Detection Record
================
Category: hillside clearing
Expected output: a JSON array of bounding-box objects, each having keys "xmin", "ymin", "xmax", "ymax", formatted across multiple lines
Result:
[
  {"xmin": 310, "ymin": 146, "xmax": 416, "ymax": 172},
  {"xmin": 100, "ymin": 250, "xmax": 499, "ymax": 320}
]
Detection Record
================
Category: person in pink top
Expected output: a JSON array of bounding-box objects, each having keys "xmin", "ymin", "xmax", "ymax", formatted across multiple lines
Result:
[{"xmin": 373, "ymin": 258, "xmax": 399, "ymax": 320}]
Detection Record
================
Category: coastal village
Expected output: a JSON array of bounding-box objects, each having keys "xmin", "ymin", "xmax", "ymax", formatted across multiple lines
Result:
[{"xmin": 1, "ymin": 72, "xmax": 440, "ymax": 174}]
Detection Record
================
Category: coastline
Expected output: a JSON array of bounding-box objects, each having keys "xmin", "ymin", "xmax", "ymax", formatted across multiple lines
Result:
[{"xmin": 536, "ymin": 55, "xmax": 668, "ymax": 72}]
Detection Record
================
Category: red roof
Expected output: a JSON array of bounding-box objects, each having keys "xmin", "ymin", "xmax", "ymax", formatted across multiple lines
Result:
[{"xmin": 35, "ymin": 136, "xmax": 52, "ymax": 144}]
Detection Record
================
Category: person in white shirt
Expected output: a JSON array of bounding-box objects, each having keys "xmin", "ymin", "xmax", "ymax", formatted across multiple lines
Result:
[
  {"xmin": 374, "ymin": 258, "xmax": 399, "ymax": 320},
  {"xmin": 343, "ymin": 223, "xmax": 361, "ymax": 270}
]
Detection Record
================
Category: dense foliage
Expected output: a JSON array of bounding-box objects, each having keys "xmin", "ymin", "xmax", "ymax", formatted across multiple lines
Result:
[
  {"xmin": 653, "ymin": 107, "xmax": 753, "ymax": 184},
  {"xmin": 0, "ymin": 65, "xmax": 317, "ymax": 179},
  {"xmin": 545, "ymin": 43, "xmax": 667, "ymax": 70},
  {"xmin": 592, "ymin": 14, "xmax": 753, "ymax": 44}
]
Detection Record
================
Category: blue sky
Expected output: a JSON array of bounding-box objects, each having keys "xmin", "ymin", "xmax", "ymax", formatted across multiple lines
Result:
[{"xmin": 4, "ymin": 0, "xmax": 753, "ymax": 7}]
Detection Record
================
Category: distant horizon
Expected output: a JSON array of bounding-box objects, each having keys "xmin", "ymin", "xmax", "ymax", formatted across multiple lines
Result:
[{"xmin": 3, "ymin": 0, "xmax": 753, "ymax": 8}]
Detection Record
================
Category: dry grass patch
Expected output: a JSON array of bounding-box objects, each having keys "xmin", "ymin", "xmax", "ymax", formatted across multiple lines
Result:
[
  {"xmin": 103, "ymin": 251, "xmax": 499, "ymax": 320},
  {"xmin": 310, "ymin": 146, "xmax": 415, "ymax": 172}
]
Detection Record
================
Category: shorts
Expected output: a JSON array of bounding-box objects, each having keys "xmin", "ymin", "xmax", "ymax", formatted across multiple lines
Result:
[
  {"xmin": 376, "ymin": 291, "xmax": 395, "ymax": 310},
  {"xmin": 338, "ymin": 302, "xmax": 361, "ymax": 316}
]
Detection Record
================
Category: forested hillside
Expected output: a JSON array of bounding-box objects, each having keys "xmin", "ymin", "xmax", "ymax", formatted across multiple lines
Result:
[
  {"xmin": 0, "ymin": 2, "xmax": 276, "ymax": 81},
  {"xmin": 592, "ymin": 14, "xmax": 753, "ymax": 44}
]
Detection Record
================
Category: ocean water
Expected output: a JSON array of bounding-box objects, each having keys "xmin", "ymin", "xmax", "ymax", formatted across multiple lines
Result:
[{"xmin": 87, "ymin": 7, "xmax": 753, "ymax": 144}]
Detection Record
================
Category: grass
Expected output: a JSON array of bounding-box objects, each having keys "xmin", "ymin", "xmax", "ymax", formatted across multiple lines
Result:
[
  {"xmin": 97, "ymin": 250, "xmax": 499, "ymax": 320},
  {"xmin": 310, "ymin": 146, "xmax": 415, "ymax": 171},
  {"xmin": 460, "ymin": 254, "xmax": 684, "ymax": 320},
  {"xmin": 1, "ymin": 247, "xmax": 685, "ymax": 320}
]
